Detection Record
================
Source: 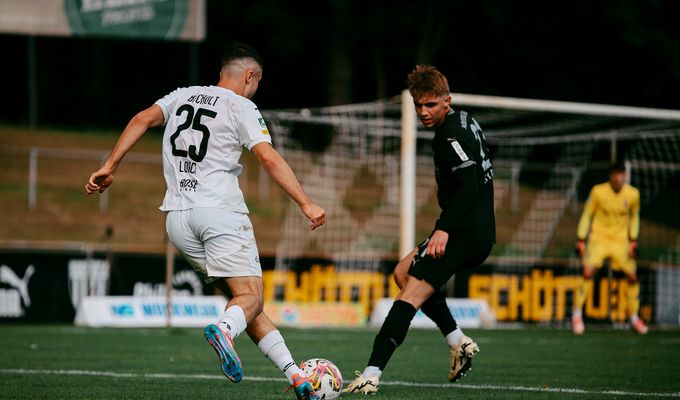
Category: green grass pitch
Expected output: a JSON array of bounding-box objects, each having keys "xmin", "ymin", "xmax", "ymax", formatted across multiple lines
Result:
[{"xmin": 0, "ymin": 325, "xmax": 678, "ymax": 399}]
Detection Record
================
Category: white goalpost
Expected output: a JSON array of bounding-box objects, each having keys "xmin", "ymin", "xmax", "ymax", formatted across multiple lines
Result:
[{"xmin": 399, "ymin": 90, "xmax": 417, "ymax": 258}]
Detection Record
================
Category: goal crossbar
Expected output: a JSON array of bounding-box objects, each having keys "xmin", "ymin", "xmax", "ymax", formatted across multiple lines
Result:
[{"xmin": 451, "ymin": 93, "xmax": 680, "ymax": 121}]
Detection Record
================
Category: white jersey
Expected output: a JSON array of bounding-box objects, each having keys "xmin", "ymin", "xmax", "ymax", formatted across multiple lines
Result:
[{"xmin": 155, "ymin": 85, "xmax": 271, "ymax": 213}]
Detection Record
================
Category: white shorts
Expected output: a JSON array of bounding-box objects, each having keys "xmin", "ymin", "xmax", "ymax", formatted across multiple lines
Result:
[{"xmin": 166, "ymin": 208, "xmax": 262, "ymax": 283}]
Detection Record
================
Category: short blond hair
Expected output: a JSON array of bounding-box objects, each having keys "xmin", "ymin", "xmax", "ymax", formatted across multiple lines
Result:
[{"xmin": 407, "ymin": 65, "xmax": 450, "ymax": 99}]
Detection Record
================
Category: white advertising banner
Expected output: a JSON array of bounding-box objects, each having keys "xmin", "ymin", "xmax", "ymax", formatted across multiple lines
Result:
[
  {"xmin": 75, "ymin": 296, "xmax": 226, "ymax": 327},
  {"xmin": 369, "ymin": 298, "xmax": 496, "ymax": 329}
]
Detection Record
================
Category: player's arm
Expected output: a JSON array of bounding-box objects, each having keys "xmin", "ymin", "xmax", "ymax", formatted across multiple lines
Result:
[
  {"xmin": 85, "ymin": 105, "xmax": 165, "ymax": 195},
  {"xmin": 629, "ymin": 189, "xmax": 641, "ymax": 257},
  {"xmin": 251, "ymin": 142, "xmax": 325, "ymax": 230},
  {"xmin": 575, "ymin": 188, "xmax": 598, "ymax": 256}
]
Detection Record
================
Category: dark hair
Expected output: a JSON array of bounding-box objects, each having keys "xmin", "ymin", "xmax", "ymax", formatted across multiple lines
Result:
[
  {"xmin": 610, "ymin": 160, "xmax": 626, "ymax": 173},
  {"xmin": 221, "ymin": 41, "xmax": 263, "ymax": 69}
]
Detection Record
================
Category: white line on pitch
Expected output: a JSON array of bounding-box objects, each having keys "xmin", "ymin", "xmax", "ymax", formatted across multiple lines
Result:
[
  {"xmin": 1, "ymin": 368, "xmax": 678, "ymax": 398},
  {"xmin": 388, "ymin": 380, "xmax": 680, "ymax": 397}
]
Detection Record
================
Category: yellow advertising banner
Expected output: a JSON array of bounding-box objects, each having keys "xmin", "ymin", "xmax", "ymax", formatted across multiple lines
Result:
[
  {"xmin": 468, "ymin": 269, "xmax": 643, "ymax": 322},
  {"xmin": 264, "ymin": 302, "xmax": 366, "ymax": 328}
]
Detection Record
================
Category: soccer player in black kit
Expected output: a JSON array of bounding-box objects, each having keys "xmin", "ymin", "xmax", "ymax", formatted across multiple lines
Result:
[{"xmin": 344, "ymin": 65, "xmax": 496, "ymax": 394}]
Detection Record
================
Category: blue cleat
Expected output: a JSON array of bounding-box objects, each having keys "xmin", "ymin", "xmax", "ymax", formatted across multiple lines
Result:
[
  {"xmin": 203, "ymin": 324, "xmax": 243, "ymax": 383},
  {"xmin": 290, "ymin": 373, "xmax": 319, "ymax": 400}
]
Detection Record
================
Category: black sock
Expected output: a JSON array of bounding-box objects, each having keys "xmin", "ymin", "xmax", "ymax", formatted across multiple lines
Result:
[
  {"xmin": 367, "ymin": 300, "xmax": 417, "ymax": 370},
  {"xmin": 420, "ymin": 290, "xmax": 457, "ymax": 337}
]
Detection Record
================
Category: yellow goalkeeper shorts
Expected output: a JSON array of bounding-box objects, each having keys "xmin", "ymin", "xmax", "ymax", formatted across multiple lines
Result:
[{"xmin": 584, "ymin": 237, "xmax": 636, "ymax": 275}]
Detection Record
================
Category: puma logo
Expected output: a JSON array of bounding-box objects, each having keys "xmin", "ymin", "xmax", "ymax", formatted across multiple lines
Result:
[{"xmin": 0, "ymin": 265, "xmax": 35, "ymax": 307}]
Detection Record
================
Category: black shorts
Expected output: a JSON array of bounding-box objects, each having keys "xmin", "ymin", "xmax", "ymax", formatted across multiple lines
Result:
[{"xmin": 408, "ymin": 236, "xmax": 493, "ymax": 290}]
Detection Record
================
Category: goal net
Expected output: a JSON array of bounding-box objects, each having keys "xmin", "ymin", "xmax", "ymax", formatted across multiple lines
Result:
[
  {"xmin": 262, "ymin": 93, "xmax": 680, "ymax": 271},
  {"xmin": 261, "ymin": 93, "xmax": 680, "ymax": 324},
  {"xmin": 263, "ymin": 99, "xmax": 406, "ymax": 272}
]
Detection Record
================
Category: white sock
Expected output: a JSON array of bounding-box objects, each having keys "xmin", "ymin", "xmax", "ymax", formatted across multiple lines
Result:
[
  {"xmin": 446, "ymin": 328, "xmax": 464, "ymax": 347},
  {"xmin": 218, "ymin": 305, "xmax": 246, "ymax": 339},
  {"xmin": 630, "ymin": 314, "xmax": 640, "ymax": 323},
  {"xmin": 362, "ymin": 366, "xmax": 382, "ymax": 378},
  {"xmin": 257, "ymin": 330, "xmax": 301, "ymax": 384},
  {"xmin": 572, "ymin": 309, "xmax": 583, "ymax": 319}
]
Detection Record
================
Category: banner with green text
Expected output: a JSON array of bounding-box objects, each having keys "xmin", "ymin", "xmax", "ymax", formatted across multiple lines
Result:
[{"xmin": 0, "ymin": 0, "xmax": 205, "ymax": 41}]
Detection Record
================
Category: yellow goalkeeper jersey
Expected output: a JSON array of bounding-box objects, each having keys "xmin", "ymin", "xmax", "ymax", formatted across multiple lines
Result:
[{"xmin": 577, "ymin": 182, "xmax": 640, "ymax": 242}]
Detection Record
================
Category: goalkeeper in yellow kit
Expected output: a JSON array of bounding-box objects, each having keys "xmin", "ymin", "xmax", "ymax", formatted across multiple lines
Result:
[{"xmin": 572, "ymin": 161, "xmax": 647, "ymax": 335}]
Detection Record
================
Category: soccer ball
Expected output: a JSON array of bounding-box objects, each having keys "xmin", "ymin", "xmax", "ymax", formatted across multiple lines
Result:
[{"xmin": 299, "ymin": 358, "xmax": 343, "ymax": 400}]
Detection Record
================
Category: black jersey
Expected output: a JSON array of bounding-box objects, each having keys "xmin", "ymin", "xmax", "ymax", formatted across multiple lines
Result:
[{"xmin": 431, "ymin": 109, "xmax": 496, "ymax": 244}]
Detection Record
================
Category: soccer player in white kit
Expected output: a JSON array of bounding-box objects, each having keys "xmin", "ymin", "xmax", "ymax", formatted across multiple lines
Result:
[{"xmin": 85, "ymin": 42, "xmax": 324, "ymax": 400}]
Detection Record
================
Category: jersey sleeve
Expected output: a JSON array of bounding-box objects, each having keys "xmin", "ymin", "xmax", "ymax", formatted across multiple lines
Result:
[
  {"xmin": 434, "ymin": 131, "xmax": 480, "ymax": 233},
  {"xmin": 629, "ymin": 188, "xmax": 640, "ymax": 240},
  {"xmin": 237, "ymin": 100, "xmax": 272, "ymax": 150},
  {"xmin": 154, "ymin": 88, "xmax": 184, "ymax": 125},
  {"xmin": 577, "ymin": 187, "xmax": 598, "ymax": 240}
]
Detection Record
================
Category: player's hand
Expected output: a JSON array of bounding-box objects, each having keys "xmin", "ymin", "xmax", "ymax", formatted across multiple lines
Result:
[
  {"xmin": 301, "ymin": 203, "xmax": 326, "ymax": 230},
  {"xmin": 629, "ymin": 240, "xmax": 638, "ymax": 259},
  {"xmin": 426, "ymin": 230, "xmax": 449, "ymax": 259},
  {"xmin": 85, "ymin": 166, "xmax": 115, "ymax": 195},
  {"xmin": 575, "ymin": 240, "xmax": 586, "ymax": 258}
]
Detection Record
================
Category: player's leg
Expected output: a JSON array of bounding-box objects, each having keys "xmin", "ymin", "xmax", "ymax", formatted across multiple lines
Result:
[
  {"xmin": 244, "ymin": 312, "xmax": 317, "ymax": 400},
  {"xmin": 394, "ymin": 243, "xmax": 463, "ymax": 344},
  {"xmin": 202, "ymin": 209, "xmax": 265, "ymax": 382},
  {"xmin": 572, "ymin": 239, "xmax": 604, "ymax": 334},
  {"xmin": 200, "ymin": 275, "xmax": 263, "ymax": 383},
  {"xmin": 245, "ymin": 312, "xmax": 295, "ymax": 380},
  {"xmin": 213, "ymin": 276, "xmax": 262, "ymax": 337},
  {"xmin": 415, "ymin": 288, "xmax": 479, "ymax": 383},
  {"xmin": 625, "ymin": 272, "xmax": 647, "ymax": 334},
  {"xmin": 344, "ymin": 277, "xmax": 433, "ymax": 394},
  {"xmin": 345, "ymin": 233, "xmax": 492, "ymax": 393},
  {"xmin": 167, "ymin": 209, "xmax": 260, "ymax": 382},
  {"xmin": 394, "ymin": 245, "xmax": 464, "ymax": 351},
  {"xmin": 612, "ymin": 247, "xmax": 648, "ymax": 335},
  {"xmin": 571, "ymin": 265, "xmax": 594, "ymax": 334},
  {"xmin": 427, "ymin": 238, "xmax": 489, "ymax": 382},
  {"xmin": 392, "ymin": 247, "xmax": 417, "ymax": 288},
  {"xmin": 395, "ymin": 245, "xmax": 459, "ymax": 338}
]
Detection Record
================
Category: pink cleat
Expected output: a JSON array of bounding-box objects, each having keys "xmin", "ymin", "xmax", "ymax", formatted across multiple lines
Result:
[
  {"xmin": 572, "ymin": 315, "xmax": 585, "ymax": 335},
  {"xmin": 631, "ymin": 318, "xmax": 649, "ymax": 335}
]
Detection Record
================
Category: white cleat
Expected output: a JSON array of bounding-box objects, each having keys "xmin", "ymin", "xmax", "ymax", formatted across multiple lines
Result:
[
  {"xmin": 342, "ymin": 371, "xmax": 379, "ymax": 394},
  {"xmin": 449, "ymin": 335, "xmax": 479, "ymax": 382},
  {"xmin": 460, "ymin": 335, "xmax": 480, "ymax": 358}
]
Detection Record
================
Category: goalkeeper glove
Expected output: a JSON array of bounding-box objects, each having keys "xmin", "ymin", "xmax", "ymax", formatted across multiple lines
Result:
[
  {"xmin": 629, "ymin": 240, "xmax": 638, "ymax": 259},
  {"xmin": 575, "ymin": 240, "xmax": 586, "ymax": 258}
]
